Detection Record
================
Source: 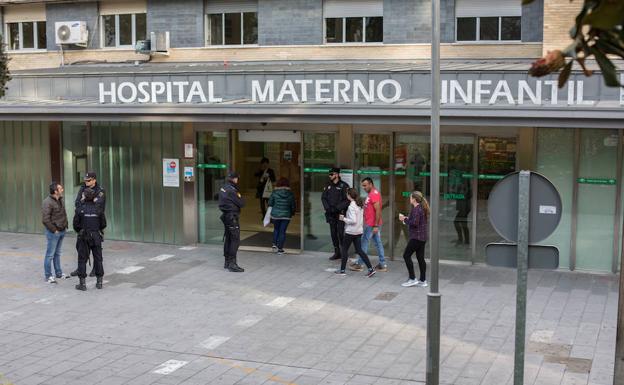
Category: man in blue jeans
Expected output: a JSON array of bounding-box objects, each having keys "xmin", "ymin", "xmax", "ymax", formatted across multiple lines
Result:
[
  {"xmin": 350, "ymin": 177, "xmax": 387, "ymax": 272},
  {"xmin": 41, "ymin": 182, "xmax": 69, "ymax": 283}
]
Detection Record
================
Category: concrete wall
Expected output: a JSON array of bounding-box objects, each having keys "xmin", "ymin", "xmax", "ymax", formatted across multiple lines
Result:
[
  {"xmin": 440, "ymin": 0, "xmax": 455, "ymax": 43},
  {"xmin": 46, "ymin": 2, "xmax": 100, "ymax": 50},
  {"xmin": 258, "ymin": 0, "xmax": 323, "ymax": 45},
  {"xmin": 147, "ymin": 0, "xmax": 204, "ymax": 48},
  {"xmin": 383, "ymin": 0, "xmax": 431, "ymax": 43},
  {"xmin": 522, "ymin": 0, "xmax": 543, "ymax": 43}
]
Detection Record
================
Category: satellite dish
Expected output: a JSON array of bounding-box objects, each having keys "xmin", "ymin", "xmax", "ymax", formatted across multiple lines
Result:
[{"xmin": 57, "ymin": 25, "xmax": 71, "ymax": 42}]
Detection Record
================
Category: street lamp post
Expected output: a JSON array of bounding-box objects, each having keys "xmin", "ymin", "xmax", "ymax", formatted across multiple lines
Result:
[{"xmin": 426, "ymin": 0, "xmax": 441, "ymax": 385}]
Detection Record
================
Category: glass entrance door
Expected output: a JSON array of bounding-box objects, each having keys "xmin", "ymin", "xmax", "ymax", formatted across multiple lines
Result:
[
  {"xmin": 233, "ymin": 130, "xmax": 302, "ymax": 251},
  {"xmin": 393, "ymin": 134, "xmax": 475, "ymax": 262}
]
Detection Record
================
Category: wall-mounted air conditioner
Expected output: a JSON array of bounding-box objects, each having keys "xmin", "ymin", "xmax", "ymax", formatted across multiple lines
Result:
[{"xmin": 55, "ymin": 21, "xmax": 88, "ymax": 46}]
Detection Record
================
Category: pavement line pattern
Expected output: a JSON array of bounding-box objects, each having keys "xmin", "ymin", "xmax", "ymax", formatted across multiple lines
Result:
[
  {"xmin": 266, "ymin": 296, "xmax": 295, "ymax": 308},
  {"xmin": 152, "ymin": 359, "xmax": 189, "ymax": 375},
  {"xmin": 235, "ymin": 315, "xmax": 264, "ymax": 327},
  {"xmin": 200, "ymin": 335, "xmax": 231, "ymax": 349},
  {"xmin": 149, "ymin": 254, "xmax": 175, "ymax": 261},
  {"xmin": 115, "ymin": 266, "xmax": 145, "ymax": 274}
]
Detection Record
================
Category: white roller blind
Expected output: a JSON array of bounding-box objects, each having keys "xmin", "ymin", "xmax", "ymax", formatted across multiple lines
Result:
[
  {"xmin": 4, "ymin": 4, "xmax": 46, "ymax": 22},
  {"xmin": 323, "ymin": 0, "xmax": 383, "ymax": 18},
  {"xmin": 456, "ymin": 0, "xmax": 521, "ymax": 17},
  {"xmin": 205, "ymin": 0, "xmax": 258, "ymax": 14},
  {"xmin": 100, "ymin": 0, "xmax": 147, "ymax": 15}
]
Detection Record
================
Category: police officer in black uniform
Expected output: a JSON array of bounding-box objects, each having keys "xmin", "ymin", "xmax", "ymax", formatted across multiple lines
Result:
[
  {"xmin": 70, "ymin": 171, "xmax": 106, "ymax": 278},
  {"xmin": 219, "ymin": 171, "xmax": 245, "ymax": 272},
  {"xmin": 321, "ymin": 167, "xmax": 350, "ymax": 261},
  {"xmin": 73, "ymin": 188, "xmax": 107, "ymax": 291}
]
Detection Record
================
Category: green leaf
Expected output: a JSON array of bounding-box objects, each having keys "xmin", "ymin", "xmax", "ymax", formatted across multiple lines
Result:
[
  {"xmin": 582, "ymin": 1, "xmax": 624, "ymax": 30},
  {"xmin": 595, "ymin": 37, "xmax": 624, "ymax": 60},
  {"xmin": 558, "ymin": 61, "xmax": 574, "ymax": 89},
  {"xmin": 589, "ymin": 46, "xmax": 621, "ymax": 87}
]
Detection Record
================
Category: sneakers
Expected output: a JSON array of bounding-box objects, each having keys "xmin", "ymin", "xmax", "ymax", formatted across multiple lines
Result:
[
  {"xmin": 375, "ymin": 264, "xmax": 388, "ymax": 272},
  {"xmin": 334, "ymin": 269, "xmax": 346, "ymax": 276},
  {"xmin": 55, "ymin": 274, "xmax": 68, "ymax": 280},
  {"xmin": 272, "ymin": 245, "xmax": 278, "ymax": 252},
  {"xmin": 366, "ymin": 269, "xmax": 376, "ymax": 278},
  {"xmin": 46, "ymin": 276, "xmax": 57, "ymax": 284},
  {"xmin": 277, "ymin": 249, "xmax": 285, "ymax": 255},
  {"xmin": 401, "ymin": 279, "xmax": 419, "ymax": 287},
  {"xmin": 348, "ymin": 263, "xmax": 363, "ymax": 272},
  {"xmin": 417, "ymin": 280, "xmax": 429, "ymax": 287}
]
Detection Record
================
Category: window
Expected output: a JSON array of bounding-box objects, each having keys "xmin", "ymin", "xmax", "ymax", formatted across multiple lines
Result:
[
  {"xmin": 456, "ymin": 16, "xmax": 521, "ymax": 41},
  {"xmin": 4, "ymin": 21, "xmax": 46, "ymax": 50},
  {"xmin": 206, "ymin": 12, "xmax": 258, "ymax": 45},
  {"xmin": 325, "ymin": 16, "xmax": 382, "ymax": 43},
  {"xmin": 101, "ymin": 13, "xmax": 147, "ymax": 48}
]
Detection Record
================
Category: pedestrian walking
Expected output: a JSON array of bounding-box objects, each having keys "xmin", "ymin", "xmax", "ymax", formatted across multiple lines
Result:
[
  {"xmin": 71, "ymin": 171, "xmax": 105, "ymax": 278},
  {"xmin": 268, "ymin": 177, "xmax": 296, "ymax": 255},
  {"xmin": 335, "ymin": 188, "xmax": 376, "ymax": 277},
  {"xmin": 254, "ymin": 157, "xmax": 276, "ymax": 218},
  {"xmin": 41, "ymin": 182, "xmax": 68, "ymax": 283},
  {"xmin": 219, "ymin": 171, "xmax": 245, "ymax": 272},
  {"xmin": 73, "ymin": 188, "xmax": 107, "ymax": 291},
  {"xmin": 321, "ymin": 167, "xmax": 350, "ymax": 261},
  {"xmin": 350, "ymin": 177, "xmax": 386, "ymax": 271},
  {"xmin": 398, "ymin": 191, "xmax": 429, "ymax": 287}
]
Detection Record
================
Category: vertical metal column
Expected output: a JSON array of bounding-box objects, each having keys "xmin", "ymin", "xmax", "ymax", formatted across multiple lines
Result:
[
  {"xmin": 615, "ymin": 130, "xmax": 624, "ymax": 384},
  {"xmin": 570, "ymin": 128, "xmax": 581, "ymax": 271},
  {"xmin": 426, "ymin": 0, "xmax": 441, "ymax": 384},
  {"xmin": 514, "ymin": 170, "xmax": 531, "ymax": 385},
  {"xmin": 182, "ymin": 122, "xmax": 198, "ymax": 245},
  {"xmin": 471, "ymin": 135, "xmax": 478, "ymax": 264}
]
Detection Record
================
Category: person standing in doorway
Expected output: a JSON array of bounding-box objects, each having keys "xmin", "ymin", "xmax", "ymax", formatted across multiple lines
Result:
[
  {"xmin": 399, "ymin": 191, "xmax": 429, "ymax": 287},
  {"xmin": 71, "ymin": 171, "xmax": 106, "ymax": 278},
  {"xmin": 73, "ymin": 188, "xmax": 107, "ymax": 291},
  {"xmin": 321, "ymin": 167, "xmax": 350, "ymax": 261},
  {"xmin": 335, "ymin": 188, "xmax": 376, "ymax": 277},
  {"xmin": 268, "ymin": 177, "xmax": 296, "ymax": 255},
  {"xmin": 350, "ymin": 177, "xmax": 386, "ymax": 271},
  {"xmin": 41, "ymin": 182, "xmax": 68, "ymax": 283},
  {"xmin": 219, "ymin": 171, "xmax": 245, "ymax": 272},
  {"xmin": 254, "ymin": 157, "xmax": 276, "ymax": 218}
]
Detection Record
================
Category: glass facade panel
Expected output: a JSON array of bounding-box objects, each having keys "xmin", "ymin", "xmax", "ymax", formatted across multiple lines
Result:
[
  {"xmin": 197, "ymin": 131, "xmax": 229, "ymax": 244},
  {"xmin": 37, "ymin": 21, "xmax": 47, "ymax": 49},
  {"xmin": 365, "ymin": 17, "xmax": 383, "ymax": 42},
  {"xmin": 62, "ymin": 122, "xmax": 88, "ymax": 228},
  {"xmin": 475, "ymin": 137, "xmax": 516, "ymax": 262},
  {"xmin": 89, "ymin": 122, "xmax": 183, "ymax": 244},
  {"xmin": 535, "ymin": 128, "xmax": 574, "ymax": 269},
  {"xmin": 576, "ymin": 129, "xmax": 618, "ymax": 272},
  {"xmin": 119, "ymin": 14, "xmax": 133, "ymax": 46},
  {"xmin": 22, "ymin": 22, "xmax": 34, "ymax": 49},
  {"xmin": 479, "ymin": 17, "xmax": 499, "ymax": 40},
  {"xmin": 243, "ymin": 12, "xmax": 258, "ymax": 44},
  {"xmin": 457, "ymin": 17, "xmax": 476, "ymax": 41},
  {"xmin": 303, "ymin": 132, "xmax": 337, "ymax": 251},
  {"xmin": 0, "ymin": 121, "xmax": 51, "ymax": 234},
  {"xmin": 501, "ymin": 16, "xmax": 521, "ymax": 40},
  {"xmin": 354, "ymin": 134, "xmax": 390, "ymax": 258},
  {"xmin": 225, "ymin": 13, "xmax": 242, "ymax": 45},
  {"xmin": 325, "ymin": 18, "xmax": 343, "ymax": 43},
  {"xmin": 345, "ymin": 17, "xmax": 364, "ymax": 42}
]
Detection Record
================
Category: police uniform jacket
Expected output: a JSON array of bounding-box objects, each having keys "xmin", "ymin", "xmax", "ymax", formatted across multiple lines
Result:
[
  {"xmin": 75, "ymin": 183, "xmax": 106, "ymax": 210},
  {"xmin": 219, "ymin": 182, "xmax": 245, "ymax": 215},
  {"xmin": 321, "ymin": 179, "xmax": 350, "ymax": 219},
  {"xmin": 73, "ymin": 201, "xmax": 107, "ymax": 244}
]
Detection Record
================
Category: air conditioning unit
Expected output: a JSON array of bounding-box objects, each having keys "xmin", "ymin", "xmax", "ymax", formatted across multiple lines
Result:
[
  {"xmin": 55, "ymin": 21, "xmax": 88, "ymax": 46},
  {"xmin": 150, "ymin": 31, "xmax": 170, "ymax": 54}
]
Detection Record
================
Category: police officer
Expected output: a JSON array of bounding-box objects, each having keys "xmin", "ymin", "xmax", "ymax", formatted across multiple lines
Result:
[
  {"xmin": 70, "ymin": 171, "xmax": 106, "ymax": 278},
  {"xmin": 219, "ymin": 171, "xmax": 245, "ymax": 272},
  {"xmin": 73, "ymin": 188, "xmax": 107, "ymax": 291},
  {"xmin": 321, "ymin": 167, "xmax": 350, "ymax": 260}
]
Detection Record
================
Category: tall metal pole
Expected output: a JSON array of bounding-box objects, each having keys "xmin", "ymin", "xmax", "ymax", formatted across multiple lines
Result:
[{"xmin": 426, "ymin": 0, "xmax": 441, "ymax": 384}]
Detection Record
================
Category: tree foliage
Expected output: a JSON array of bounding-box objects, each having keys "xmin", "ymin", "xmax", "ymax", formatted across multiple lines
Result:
[
  {"xmin": 0, "ymin": 34, "xmax": 9, "ymax": 98},
  {"xmin": 527, "ymin": 0, "xmax": 624, "ymax": 88}
]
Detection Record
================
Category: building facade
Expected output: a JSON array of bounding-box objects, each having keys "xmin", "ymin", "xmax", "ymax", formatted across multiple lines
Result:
[{"xmin": 0, "ymin": 0, "xmax": 622, "ymax": 274}]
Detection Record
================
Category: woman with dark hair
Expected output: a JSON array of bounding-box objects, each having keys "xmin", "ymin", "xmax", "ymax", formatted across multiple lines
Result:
[
  {"xmin": 254, "ymin": 157, "xmax": 276, "ymax": 218},
  {"xmin": 398, "ymin": 191, "xmax": 430, "ymax": 287},
  {"xmin": 335, "ymin": 188, "xmax": 376, "ymax": 277},
  {"xmin": 268, "ymin": 177, "xmax": 296, "ymax": 255}
]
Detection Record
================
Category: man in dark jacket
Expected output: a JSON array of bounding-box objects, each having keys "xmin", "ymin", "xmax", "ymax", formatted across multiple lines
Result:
[
  {"xmin": 219, "ymin": 171, "xmax": 245, "ymax": 272},
  {"xmin": 71, "ymin": 171, "xmax": 105, "ymax": 278},
  {"xmin": 41, "ymin": 182, "xmax": 69, "ymax": 283},
  {"xmin": 73, "ymin": 188, "xmax": 107, "ymax": 291},
  {"xmin": 321, "ymin": 167, "xmax": 350, "ymax": 260}
]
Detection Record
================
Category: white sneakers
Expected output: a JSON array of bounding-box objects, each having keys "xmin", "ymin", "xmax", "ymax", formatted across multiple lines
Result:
[
  {"xmin": 46, "ymin": 276, "xmax": 57, "ymax": 284},
  {"xmin": 401, "ymin": 279, "xmax": 428, "ymax": 288}
]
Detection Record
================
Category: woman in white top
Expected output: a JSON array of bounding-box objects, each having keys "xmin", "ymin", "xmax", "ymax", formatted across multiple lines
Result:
[{"xmin": 335, "ymin": 188, "xmax": 376, "ymax": 277}]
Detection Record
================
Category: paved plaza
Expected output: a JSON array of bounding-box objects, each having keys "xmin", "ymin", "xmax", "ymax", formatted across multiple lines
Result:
[{"xmin": 0, "ymin": 232, "xmax": 618, "ymax": 385}]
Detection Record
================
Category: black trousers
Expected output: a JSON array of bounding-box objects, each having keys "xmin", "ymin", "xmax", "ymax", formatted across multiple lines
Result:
[
  {"xmin": 328, "ymin": 218, "xmax": 345, "ymax": 254},
  {"xmin": 77, "ymin": 236, "xmax": 103, "ymax": 278},
  {"xmin": 454, "ymin": 211, "xmax": 470, "ymax": 243},
  {"xmin": 221, "ymin": 213, "xmax": 241, "ymax": 258},
  {"xmin": 403, "ymin": 239, "xmax": 426, "ymax": 281},
  {"xmin": 260, "ymin": 198, "xmax": 269, "ymax": 218},
  {"xmin": 340, "ymin": 234, "xmax": 372, "ymax": 271}
]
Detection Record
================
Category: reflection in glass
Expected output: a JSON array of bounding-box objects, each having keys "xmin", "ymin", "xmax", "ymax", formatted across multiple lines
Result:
[
  {"xmin": 345, "ymin": 17, "xmax": 364, "ymax": 42},
  {"xmin": 37, "ymin": 21, "xmax": 47, "ymax": 49},
  {"xmin": 225, "ymin": 13, "xmax": 242, "ymax": 45},
  {"xmin": 8, "ymin": 23, "xmax": 19, "ymax": 50},
  {"xmin": 208, "ymin": 14, "xmax": 223, "ymax": 45},
  {"xmin": 456, "ymin": 17, "xmax": 476, "ymax": 41},
  {"xmin": 103, "ymin": 15, "xmax": 116, "ymax": 47},
  {"xmin": 479, "ymin": 17, "xmax": 499, "ymax": 40},
  {"xmin": 365, "ymin": 17, "xmax": 383, "ymax": 42},
  {"xmin": 198, "ymin": 132, "xmax": 229, "ymax": 244},
  {"xmin": 119, "ymin": 14, "xmax": 133, "ymax": 46},
  {"xmin": 243, "ymin": 12, "xmax": 258, "ymax": 44},
  {"xmin": 22, "ymin": 22, "xmax": 34, "ymax": 49},
  {"xmin": 325, "ymin": 18, "xmax": 343, "ymax": 43},
  {"xmin": 501, "ymin": 17, "xmax": 521, "ymax": 40},
  {"xmin": 135, "ymin": 14, "xmax": 147, "ymax": 42}
]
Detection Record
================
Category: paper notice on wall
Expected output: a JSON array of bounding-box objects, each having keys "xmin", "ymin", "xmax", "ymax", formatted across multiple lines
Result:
[
  {"xmin": 340, "ymin": 169, "xmax": 354, "ymax": 188},
  {"xmin": 539, "ymin": 205, "xmax": 557, "ymax": 215},
  {"xmin": 163, "ymin": 158, "xmax": 180, "ymax": 187}
]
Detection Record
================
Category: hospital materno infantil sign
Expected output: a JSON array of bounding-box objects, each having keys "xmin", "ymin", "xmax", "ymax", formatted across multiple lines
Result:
[{"xmin": 98, "ymin": 75, "xmax": 624, "ymax": 106}]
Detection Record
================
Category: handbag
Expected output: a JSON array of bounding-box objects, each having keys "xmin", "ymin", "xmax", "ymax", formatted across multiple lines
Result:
[
  {"xmin": 263, "ymin": 207, "xmax": 272, "ymax": 227},
  {"xmin": 262, "ymin": 174, "xmax": 273, "ymax": 199}
]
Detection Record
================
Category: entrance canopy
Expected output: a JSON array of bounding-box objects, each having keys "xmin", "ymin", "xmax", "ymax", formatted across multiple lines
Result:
[{"xmin": 1, "ymin": 59, "xmax": 624, "ymax": 127}]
